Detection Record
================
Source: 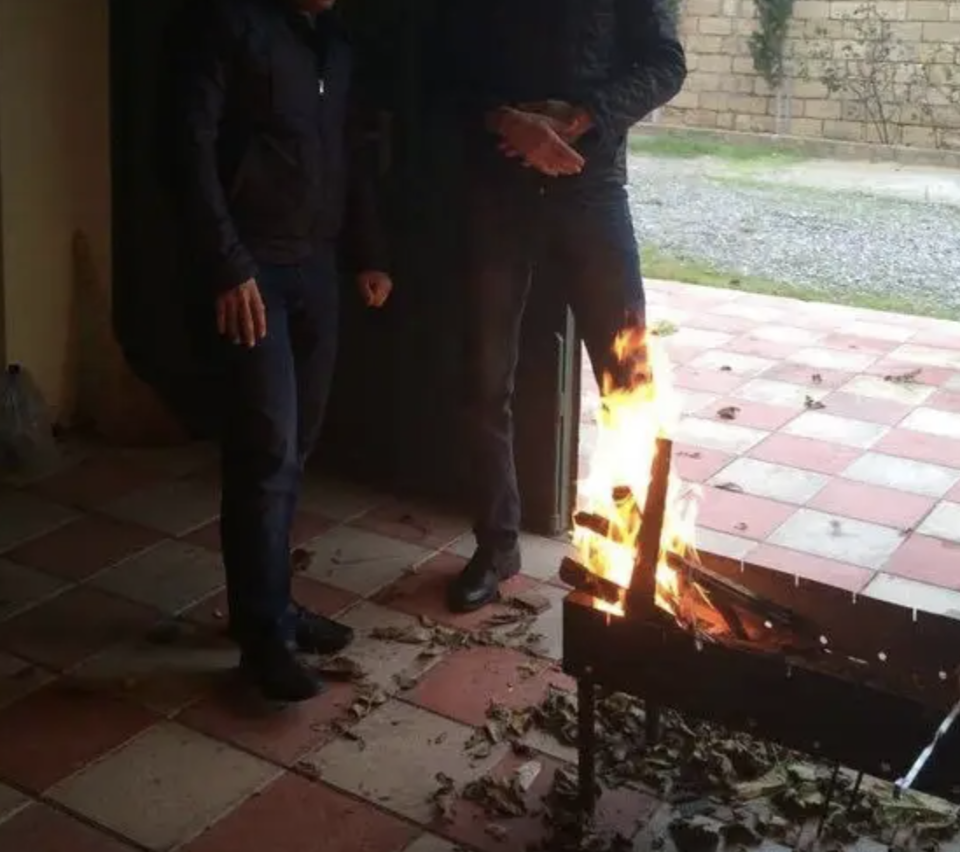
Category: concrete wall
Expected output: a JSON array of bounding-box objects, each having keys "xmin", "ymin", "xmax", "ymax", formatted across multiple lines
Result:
[
  {"xmin": 0, "ymin": 0, "xmax": 112, "ymax": 416},
  {"xmin": 663, "ymin": 0, "xmax": 960, "ymax": 150}
]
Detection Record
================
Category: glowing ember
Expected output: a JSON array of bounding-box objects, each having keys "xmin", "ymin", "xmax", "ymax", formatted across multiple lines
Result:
[{"xmin": 574, "ymin": 327, "xmax": 700, "ymax": 616}]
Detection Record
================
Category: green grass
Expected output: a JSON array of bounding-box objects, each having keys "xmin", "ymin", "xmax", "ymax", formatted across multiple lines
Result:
[
  {"xmin": 629, "ymin": 132, "xmax": 806, "ymax": 164},
  {"xmin": 640, "ymin": 245, "xmax": 958, "ymax": 321}
]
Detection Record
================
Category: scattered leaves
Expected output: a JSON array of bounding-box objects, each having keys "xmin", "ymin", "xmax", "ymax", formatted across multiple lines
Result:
[
  {"xmin": 804, "ymin": 395, "xmax": 826, "ymax": 410},
  {"xmin": 431, "ymin": 772, "xmax": 457, "ymax": 822},
  {"xmin": 717, "ymin": 406, "xmax": 740, "ymax": 421},
  {"xmin": 652, "ymin": 319, "xmax": 680, "ymax": 337},
  {"xmin": 885, "ymin": 368, "xmax": 922, "ymax": 385},
  {"xmin": 314, "ymin": 656, "xmax": 365, "ymax": 682}
]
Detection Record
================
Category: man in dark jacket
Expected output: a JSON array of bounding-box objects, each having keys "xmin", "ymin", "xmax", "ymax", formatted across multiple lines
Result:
[
  {"xmin": 431, "ymin": 0, "xmax": 687, "ymax": 612},
  {"xmin": 170, "ymin": 0, "xmax": 392, "ymax": 702}
]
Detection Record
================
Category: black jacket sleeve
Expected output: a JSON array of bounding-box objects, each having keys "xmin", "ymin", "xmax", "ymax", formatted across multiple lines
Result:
[
  {"xmin": 174, "ymin": 0, "xmax": 258, "ymax": 293},
  {"xmin": 582, "ymin": 0, "xmax": 687, "ymax": 145},
  {"xmin": 342, "ymin": 90, "xmax": 390, "ymax": 274}
]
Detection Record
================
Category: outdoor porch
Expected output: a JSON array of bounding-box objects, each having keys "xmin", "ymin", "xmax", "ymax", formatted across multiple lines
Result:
[{"xmin": 1, "ymin": 284, "xmax": 959, "ymax": 852}]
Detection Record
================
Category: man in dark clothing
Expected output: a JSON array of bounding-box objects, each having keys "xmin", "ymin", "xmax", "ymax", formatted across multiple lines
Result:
[
  {"xmin": 429, "ymin": 0, "xmax": 687, "ymax": 612},
  {"xmin": 169, "ymin": 0, "xmax": 392, "ymax": 702}
]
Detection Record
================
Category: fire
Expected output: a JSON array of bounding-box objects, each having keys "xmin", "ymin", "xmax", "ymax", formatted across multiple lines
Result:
[{"xmin": 574, "ymin": 327, "xmax": 700, "ymax": 616}]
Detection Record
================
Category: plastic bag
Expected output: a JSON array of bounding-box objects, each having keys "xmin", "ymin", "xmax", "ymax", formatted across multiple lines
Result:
[{"xmin": 0, "ymin": 364, "xmax": 59, "ymax": 475}]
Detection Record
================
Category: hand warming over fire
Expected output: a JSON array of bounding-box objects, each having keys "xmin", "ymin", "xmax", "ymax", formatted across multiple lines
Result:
[
  {"xmin": 486, "ymin": 107, "xmax": 585, "ymax": 177},
  {"xmin": 357, "ymin": 270, "xmax": 393, "ymax": 308}
]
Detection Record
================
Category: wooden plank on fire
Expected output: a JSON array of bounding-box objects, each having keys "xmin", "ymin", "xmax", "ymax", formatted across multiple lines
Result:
[{"xmin": 559, "ymin": 557, "xmax": 622, "ymax": 606}]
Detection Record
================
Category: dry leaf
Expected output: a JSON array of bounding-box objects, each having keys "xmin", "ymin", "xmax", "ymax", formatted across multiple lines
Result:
[
  {"xmin": 717, "ymin": 406, "xmax": 740, "ymax": 421},
  {"xmin": 804, "ymin": 396, "xmax": 825, "ymax": 410}
]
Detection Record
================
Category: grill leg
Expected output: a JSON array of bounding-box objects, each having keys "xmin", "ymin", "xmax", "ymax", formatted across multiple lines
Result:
[
  {"xmin": 847, "ymin": 771, "xmax": 864, "ymax": 811},
  {"xmin": 816, "ymin": 763, "xmax": 841, "ymax": 838},
  {"xmin": 578, "ymin": 674, "xmax": 598, "ymax": 816},
  {"xmin": 646, "ymin": 703, "xmax": 662, "ymax": 745}
]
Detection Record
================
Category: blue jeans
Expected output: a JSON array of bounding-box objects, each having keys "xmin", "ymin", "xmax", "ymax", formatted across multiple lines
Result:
[
  {"xmin": 218, "ymin": 247, "xmax": 339, "ymax": 648},
  {"xmin": 463, "ymin": 176, "xmax": 645, "ymax": 551}
]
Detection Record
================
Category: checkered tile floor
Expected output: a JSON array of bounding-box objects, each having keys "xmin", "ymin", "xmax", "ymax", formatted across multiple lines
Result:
[
  {"xmin": 0, "ymin": 282, "xmax": 958, "ymax": 850},
  {"xmin": 582, "ymin": 281, "xmax": 960, "ymax": 614}
]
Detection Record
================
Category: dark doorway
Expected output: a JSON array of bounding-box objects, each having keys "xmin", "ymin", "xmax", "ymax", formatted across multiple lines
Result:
[{"xmin": 107, "ymin": 0, "xmax": 580, "ymax": 537}]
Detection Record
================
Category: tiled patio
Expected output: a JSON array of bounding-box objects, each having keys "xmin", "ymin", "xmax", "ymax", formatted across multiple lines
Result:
[
  {"xmin": 0, "ymin": 282, "xmax": 959, "ymax": 851},
  {"xmin": 582, "ymin": 280, "xmax": 960, "ymax": 615}
]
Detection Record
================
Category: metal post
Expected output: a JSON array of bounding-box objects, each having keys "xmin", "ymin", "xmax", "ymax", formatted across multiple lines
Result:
[{"xmin": 578, "ymin": 673, "xmax": 598, "ymax": 816}]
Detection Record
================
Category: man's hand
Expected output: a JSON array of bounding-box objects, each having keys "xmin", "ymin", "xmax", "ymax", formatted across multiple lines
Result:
[
  {"xmin": 488, "ymin": 108, "xmax": 585, "ymax": 177},
  {"xmin": 518, "ymin": 100, "xmax": 594, "ymax": 143},
  {"xmin": 216, "ymin": 279, "xmax": 267, "ymax": 347},
  {"xmin": 357, "ymin": 270, "xmax": 393, "ymax": 308}
]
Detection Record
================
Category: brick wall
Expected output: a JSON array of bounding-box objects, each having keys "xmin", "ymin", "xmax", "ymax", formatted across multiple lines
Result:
[{"xmin": 662, "ymin": 0, "xmax": 960, "ymax": 150}]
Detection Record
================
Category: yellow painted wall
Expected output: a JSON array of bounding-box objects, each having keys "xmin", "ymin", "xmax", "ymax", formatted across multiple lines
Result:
[{"xmin": 0, "ymin": 0, "xmax": 111, "ymax": 416}]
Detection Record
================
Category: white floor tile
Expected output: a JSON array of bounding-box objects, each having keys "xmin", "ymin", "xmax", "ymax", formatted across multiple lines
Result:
[
  {"xmin": 749, "ymin": 325, "xmax": 824, "ymax": 345},
  {"xmin": 846, "ymin": 321, "xmax": 915, "ymax": 343},
  {"xmin": 787, "ymin": 347, "xmax": 878, "ymax": 372},
  {"xmin": 733, "ymin": 378, "xmax": 830, "ymax": 409},
  {"xmin": 900, "ymin": 407, "xmax": 960, "ymax": 440},
  {"xmin": 688, "ymin": 350, "xmax": 776, "ymax": 377},
  {"xmin": 668, "ymin": 327, "xmax": 735, "ymax": 350},
  {"xmin": 917, "ymin": 501, "xmax": 960, "ymax": 544},
  {"xmin": 863, "ymin": 573, "xmax": 960, "ymax": 619},
  {"xmin": 766, "ymin": 509, "xmax": 903, "ymax": 569},
  {"xmin": 837, "ymin": 375, "xmax": 935, "ymax": 406},
  {"xmin": 709, "ymin": 458, "xmax": 829, "ymax": 505},
  {"xmin": 675, "ymin": 417, "xmax": 769, "ymax": 455},
  {"xmin": 782, "ymin": 411, "xmax": 888, "ymax": 449},
  {"xmin": 842, "ymin": 452, "xmax": 960, "ymax": 498},
  {"xmin": 692, "ymin": 527, "xmax": 758, "ymax": 561},
  {"xmin": 888, "ymin": 344, "xmax": 960, "ymax": 370}
]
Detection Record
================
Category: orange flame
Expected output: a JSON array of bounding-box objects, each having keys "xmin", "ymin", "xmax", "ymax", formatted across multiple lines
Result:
[{"xmin": 574, "ymin": 328, "xmax": 700, "ymax": 616}]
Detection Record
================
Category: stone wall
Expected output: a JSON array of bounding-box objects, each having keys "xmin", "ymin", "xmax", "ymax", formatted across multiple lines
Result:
[{"xmin": 662, "ymin": 0, "xmax": 960, "ymax": 150}]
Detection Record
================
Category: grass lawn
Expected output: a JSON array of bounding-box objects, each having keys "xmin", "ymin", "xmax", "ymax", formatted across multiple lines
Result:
[
  {"xmin": 628, "ymin": 131, "xmax": 806, "ymax": 164},
  {"xmin": 640, "ymin": 246, "xmax": 956, "ymax": 321}
]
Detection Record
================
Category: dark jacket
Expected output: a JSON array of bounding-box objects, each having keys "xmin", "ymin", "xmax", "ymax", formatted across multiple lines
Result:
[
  {"xmin": 428, "ymin": 0, "xmax": 687, "ymax": 186},
  {"xmin": 169, "ymin": 0, "xmax": 386, "ymax": 293}
]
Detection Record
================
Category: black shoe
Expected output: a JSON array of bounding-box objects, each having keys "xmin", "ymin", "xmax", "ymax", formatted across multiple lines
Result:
[
  {"xmin": 447, "ymin": 545, "xmax": 522, "ymax": 614},
  {"xmin": 292, "ymin": 605, "xmax": 355, "ymax": 655},
  {"xmin": 239, "ymin": 641, "xmax": 323, "ymax": 703}
]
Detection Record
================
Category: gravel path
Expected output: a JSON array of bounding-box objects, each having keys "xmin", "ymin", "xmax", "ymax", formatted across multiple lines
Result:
[{"xmin": 627, "ymin": 155, "xmax": 960, "ymax": 315}]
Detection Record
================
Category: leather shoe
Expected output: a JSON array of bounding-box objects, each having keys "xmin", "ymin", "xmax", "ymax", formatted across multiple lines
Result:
[{"xmin": 447, "ymin": 545, "xmax": 521, "ymax": 613}]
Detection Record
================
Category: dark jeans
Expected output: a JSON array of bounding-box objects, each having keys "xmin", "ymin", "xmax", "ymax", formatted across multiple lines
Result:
[
  {"xmin": 218, "ymin": 247, "xmax": 339, "ymax": 648},
  {"xmin": 463, "ymin": 176, "xmax": 645, "ymax": 551}
]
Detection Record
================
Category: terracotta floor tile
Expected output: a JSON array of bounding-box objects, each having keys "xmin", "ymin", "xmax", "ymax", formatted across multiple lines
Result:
[
  {"xmin": 672, "ymin": 367, "xmax": 748, "ymax": 394},
  {"xmin": 762, "ymin": 363, "xmax": 853, "ymax": 390},
  {"xmin": 747, "ymin": 433, "xmax": 864, "ymax": 475},
  {"xmin": 864, "ymin": 360, "xmax": 955, "ymax": 387},
  {"xmin": 405, "ymin": 646, "xmax": 553, "ymax": 727},
  {"xmin": 304, "ymin": 700, "xmax": 503, "ymax": 825},
  {"xmin": 882, "ymin": 535, "xmax": 960, "ymax": 590},
  {"xmin": 49, "ymin": 722, "xmax": 278, "ymax": 852},
  {"xmin": 352, "ymin": 499, "xmax": 469, "ymax": 550},
  {"xmin": 699, "ymin": 398, "xmax": 798, "ymax": 431},
  {"xmin": 820, "ymin": 333, "xmax": 900, "ymax": 357},
  {"xmin": 672, "ymin": 444, "xmax": 733, "ymax": 483},
  {"xmin": 6, "ymin": 515, "xmax": 163, "ymax": 582},
  {"xmin": 808, "ymin": 479, "xmax": 936, "ymax": 531},
  {"xmin": 874, "ymin": 429, "xmax": 960, "ymax": 468},
  {"xmin": 374, "ymin": 552, "xmax": 536, "ymax": 632},
  {"xmin": 440, "ymin": 750, "xmax": 659, "ymax": 852},
  {"xmin": 0, "ymin": 803, "xmax": 137, "ymax": 852},
  {"xmin": 183, "ymin": 772, "xmax": 418, "ymax": 852},
  {"xmin": 0, "ymin": 586, "xmax": 159, "ymax": 670},
  {"xmin": 179, "ymin": 677, "xmax": 357, "ymax": 767},
  {"xmin": 694, "ymin": 486, "xmax": 798, "ymax": 540},
  {"xmin": 818, "ymin": 392, "xmax": 912, "ymax": 426},
  {"xmin": 748, "ymin": 544, "xmax": 873, "ymax": 593},
  {"xmin": 927, "ymin": 389, "xmax": 960, "ymax": 414},
  {"xmin": 723, "ymin": 334, "xmax": 803, "ymax": 360},
  {"xmin": 184, "ymin": 576, "xmax": 358, "ymax": 633},
  {"xmin": 31, "ymin": 456, "xmax": 161, "ymax": 509},
  {"xmin": 0, "ymin": 682, "xmax": 158, "ymax": 792},
  {"xmin": 183, "ymin": 508, "xmax": 334, "ymax": 553}
]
